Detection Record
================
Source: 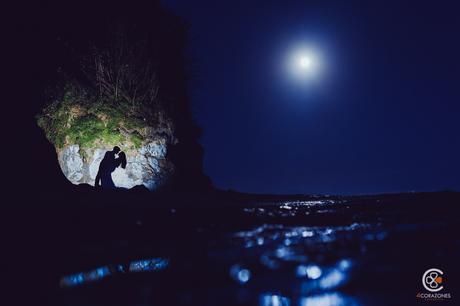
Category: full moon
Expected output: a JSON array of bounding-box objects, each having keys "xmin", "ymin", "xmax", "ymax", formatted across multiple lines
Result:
[
  {"xmin": 299, "ymin": 56, "xmax": 312, "ymax": 69},
  {"xmin": 284, "ymin": 45, "xmax": 323, "ymax": 82}
]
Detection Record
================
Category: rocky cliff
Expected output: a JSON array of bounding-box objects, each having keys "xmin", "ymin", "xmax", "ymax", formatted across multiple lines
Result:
[
  {"xmin": 34, "ymin": 1, "xmax": 211, "ymax": 192},
  {"xmin": 37, "ymin": 97, "xmax": 176, "ymax": 190}
]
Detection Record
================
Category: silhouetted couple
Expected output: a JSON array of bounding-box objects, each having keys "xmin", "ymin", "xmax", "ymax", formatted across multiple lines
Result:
[{"xmin": 95, "ymin": 146, "xmax": 127, "ymax": 189}]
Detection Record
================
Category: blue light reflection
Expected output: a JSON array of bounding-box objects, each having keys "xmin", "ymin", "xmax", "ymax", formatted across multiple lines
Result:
[
  {"xmin": 259, "ymin": 293, "xmax": 291, "ymax": 306},
  {"xmin": 299, "ymin": 293, "xmax": 360, "ymax": 306},
  {"xmin": 60, "ymin": 258, "xmax": 169, "ymax": 288}
]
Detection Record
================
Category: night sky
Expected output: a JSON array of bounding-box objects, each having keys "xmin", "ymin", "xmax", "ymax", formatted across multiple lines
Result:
[{"xmin": 163, "ymin": 0, "xmax": 460, "ymax": 195}]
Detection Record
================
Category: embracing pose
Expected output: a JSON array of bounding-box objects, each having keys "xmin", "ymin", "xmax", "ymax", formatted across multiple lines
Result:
[{"xmin": 95, "ymin": 146, "xmax": 127, "ymax": 189}]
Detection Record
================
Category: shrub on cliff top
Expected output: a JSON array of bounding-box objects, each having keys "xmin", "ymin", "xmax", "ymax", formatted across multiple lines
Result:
[{"xmin": 36, "ymin": 36, "xmax": 173, "ymax": 151}]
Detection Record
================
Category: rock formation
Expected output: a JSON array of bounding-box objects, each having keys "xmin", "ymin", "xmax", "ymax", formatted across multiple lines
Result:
[
  {"xmin": 35, "ymin": 1, "xmax": 211, "ymax": 192},
  {"xmin": 37, "ymin": 99, "xmax": 175, "ymax": 190},
  {"xmin": 58, "ymin": 141, "xmax": 170, "ymax": 190}
]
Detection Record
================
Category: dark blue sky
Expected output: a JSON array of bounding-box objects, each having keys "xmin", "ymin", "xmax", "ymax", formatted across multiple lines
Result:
[{"xmin": 163, "ymin": 0, "xmax": 460, "ymax": 195}]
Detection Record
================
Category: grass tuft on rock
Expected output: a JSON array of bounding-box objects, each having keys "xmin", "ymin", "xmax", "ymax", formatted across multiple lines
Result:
[{"xmin": 36, "ymin": 87, "xmax": 161, "ymax": 151}]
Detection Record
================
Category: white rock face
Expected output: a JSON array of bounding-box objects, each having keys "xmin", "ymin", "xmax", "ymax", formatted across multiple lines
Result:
[
  {"xmin": 58, "ymin": 145, "xmax": 84, "ymax": 183},
  {"xmin": 57, "ymin": 140, "xmax": 172, "ymax": 190}
]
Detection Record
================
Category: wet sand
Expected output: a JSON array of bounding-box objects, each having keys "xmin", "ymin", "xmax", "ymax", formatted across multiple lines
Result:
[{"xmin": 15, "ymin": 191, "xmax": 460, "ymax": 305}]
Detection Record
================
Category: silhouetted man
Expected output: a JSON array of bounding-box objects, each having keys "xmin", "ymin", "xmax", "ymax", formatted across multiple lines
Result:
[{"xmin": 95, "ymin": 146, "xmax": 121, "ymax": 189}]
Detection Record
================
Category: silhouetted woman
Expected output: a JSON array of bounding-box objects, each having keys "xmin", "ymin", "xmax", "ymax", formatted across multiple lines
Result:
[{"xmin": 116, "ymin": 151, "xmax": 127, "ymax": 169}]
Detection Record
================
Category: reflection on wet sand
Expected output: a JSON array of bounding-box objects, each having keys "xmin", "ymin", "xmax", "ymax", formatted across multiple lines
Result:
[
  {"xmin": 60, "ymin": 258, "xmax": 169, "ymax": 287},
  {"xmin": 53, "ymin": 194, "xmax": 459, "ymax": 305},
  {"xmin": 259, "ymin": 292, "xmax": 360, "ymax": 306}
]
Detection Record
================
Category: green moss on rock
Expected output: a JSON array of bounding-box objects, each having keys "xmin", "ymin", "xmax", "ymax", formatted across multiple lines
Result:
[{"xmin": 36, "ymin": 87, "xmax": 165, "ymax": 152}]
